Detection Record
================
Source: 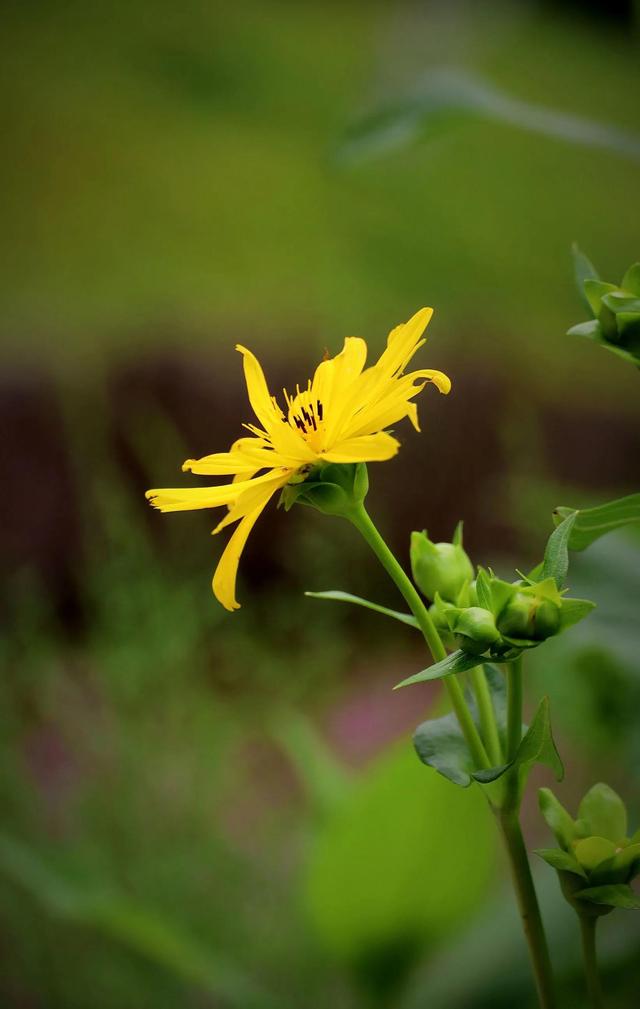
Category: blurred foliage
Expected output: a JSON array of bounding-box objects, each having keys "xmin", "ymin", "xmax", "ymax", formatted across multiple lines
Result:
[{"xmin": 0, "ymin": 0, "xmax": 639, "ymax": 414}]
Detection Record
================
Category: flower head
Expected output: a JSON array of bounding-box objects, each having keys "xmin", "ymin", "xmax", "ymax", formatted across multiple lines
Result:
[{"xmin": 146, "ymin": 307, "xmax": 450, "ymax": 610}]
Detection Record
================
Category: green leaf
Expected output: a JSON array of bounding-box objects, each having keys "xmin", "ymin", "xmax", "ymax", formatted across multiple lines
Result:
[
  {"xmin": 578, "ymin": 783, "xmax": 627, "ymax": 843},
  {"xmin": 542, "ymin": 511, "xmax": 576, "ymax": 586},
  {"xmin": 304, "ymin": 739, "xmax": 497, "ymax": 958},
  {"xmin": 414, "ymin": 666, "xmax": 510, "ymax": 787},
  {"xmin": 534, "ymin": 848, "xmax": 587, "ymax": 879},
  {"xmin": 557, "ymin": 597, "xmax": 596, "ymax": 632},
  {"xmin": 305, "ymin": 590, "xmax": 419, "ymax": 629},
  {"xmin": 621, "ymin": 262, "xmax": 640, "ymax": 296},
  {"xmin": 567, "ymin": 319, "xmax": 602, "ymax": 341},
  {"xmin": 394, "ymin": 649, "xmax": 483, "ymax": 690},
  {"xmin": 553, "ymin": 495, "xmax": 640, "ymax": 550},
  {"xmin": 413, "ymin": 711, "xmax": 476, "ymax": 786},
  {"xmin": 567, "ymin": 318, "xmax": 640, "ymax": 363},
  {"xmin": 583, "ymin": 279, "xmax": 618, "ymax": 326},
  {"xmin": 513, "ymin": 697, "xmax": 564, "ymax": 790},
  {"xmin": 601, "ymin": 292, "xmax": 640, "ymax": 315},
  {"xmin": 538, "ymin": 787, "xmax": 577, "ymax": 848},
  {"xmin": 576, "ymin": 884, "xmax": 640, "ymax": 910},
  {"xmin": 572, "ymin": 244, "xmax": 600, "ymax": 311}
]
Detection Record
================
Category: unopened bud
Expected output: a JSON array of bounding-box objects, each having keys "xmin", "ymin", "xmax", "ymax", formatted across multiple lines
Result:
[
  {"xmin": 410, "ymin": 522, "xmax": 474, "ymax": 602},
  {"xmin": 447, "ymin": 606, "xmax": 500, "ymax": 656},
  {"xmin": 498, "ymin": 591, "xmax": 560, "ymax": 642}
]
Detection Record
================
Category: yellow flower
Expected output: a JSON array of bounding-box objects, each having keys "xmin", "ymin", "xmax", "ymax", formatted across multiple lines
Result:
[{"xmin": 146, "ymin": 308, "xmax": 450, "ymax": 610}]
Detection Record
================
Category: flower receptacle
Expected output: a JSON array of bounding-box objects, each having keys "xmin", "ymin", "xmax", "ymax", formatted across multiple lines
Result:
[{"xmin": 279, "ymin": 462, "xmax": 369, "ymax": 518}]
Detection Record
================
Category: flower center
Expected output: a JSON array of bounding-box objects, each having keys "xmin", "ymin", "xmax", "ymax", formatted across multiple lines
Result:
[{"xmin": 286, "ymin": 385, "xmax": 325, "ymax": 450}]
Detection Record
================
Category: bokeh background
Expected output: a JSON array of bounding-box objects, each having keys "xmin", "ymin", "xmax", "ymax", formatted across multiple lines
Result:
[{"xmin": 1, "ymin": 1, "xmax": 639, "ymax": 1006}]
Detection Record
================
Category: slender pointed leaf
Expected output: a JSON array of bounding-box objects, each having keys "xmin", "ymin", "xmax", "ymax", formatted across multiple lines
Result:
[
  {"xmin": 305, "ymin": 590, "xmax": 419, "ymax": 628},
  {"xmin": 394, "ymin": 649, "xmax": 483, "ymax": 690},
  {"xmin": 514, "ymin": 696, "xmax": 564, "ymax": 787}
]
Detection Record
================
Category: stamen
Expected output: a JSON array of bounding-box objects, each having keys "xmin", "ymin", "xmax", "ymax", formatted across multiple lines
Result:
[{"xmin": 317, "ymin": 400, "xmax": 323, "ymax": 420}]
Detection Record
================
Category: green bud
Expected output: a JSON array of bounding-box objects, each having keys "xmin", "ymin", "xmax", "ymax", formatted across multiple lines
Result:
[
  {"xmin": 410, "ymin": 522, "xmax": 474, "ymax": 602},
  {"xmin": 539, "ymin": 779, "xmax": 640, "ymax": 917},
  {"xmin": 497, "ymin": 590, "xmax": 561, "ymax": 642},
  {"xmin": 280, "ymin": 462, "xmax": 368, "ymax": 517},
  {"xmin": 569, "ymin": 253, "xmax": 640, "ymax": 365},
  {"xmin": 446, "ymin": 606, "xmax": 500, "ymax": 656}
]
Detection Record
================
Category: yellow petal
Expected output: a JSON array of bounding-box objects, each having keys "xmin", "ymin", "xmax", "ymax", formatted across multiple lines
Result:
[
  {"xmin": 267, "ymin": 418, "xmax": 318, "ymax": 463},
  {"xmin": 321, "ymin": 336, "xmax": 368, "ymax": 444},
  {"xmin": 321, "ymin": 431, "xmax": 400, "ymax": 463},
  {"xmin": 182, "ymin": 452, "xmax": 259, "ymax": 476},
  {"xmin": 184, "ymin": 441, "xmax": 301, "ymax": 475},
  {"xmin": 212, "ymin": 482, "xmax": 284, "ymax": 610},
  {"xmin": 236, "ymin": 345, "xmax": 281, "ymax": 432},
  {"xmin": 375, "ymin": 307, "xmax": 433, "ymax": 378},
  {"xmin": 341, "ymin": 369, "xmax": 451, "ymax": 440},
  {"xmin": 212, "ymin": 470, "xmax": 291, "ymax": 534},
  {"xmin": 407, "ymin": 367, "xmax": 451, "ymax": 394},
  {"xmin": 145, "ymin": 471, "xmax": 280, "ymax": 513}
]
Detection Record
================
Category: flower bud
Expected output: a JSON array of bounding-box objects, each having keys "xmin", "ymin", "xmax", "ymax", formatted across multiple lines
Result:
[
  {"xmin": 446, "ymin": 606, "xmax": 500, "ymax": 656},
  {"xmin": 410, "ymin": 522, "xmax": 474, "ymax": 602},
  {"xmin": 497, "ymin": 591, "xmax": 560, "ymax": 642}
]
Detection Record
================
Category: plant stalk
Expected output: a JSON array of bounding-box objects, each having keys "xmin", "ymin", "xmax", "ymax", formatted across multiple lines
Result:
[
  {"xmin": 348, "ymin": 504, "xmax": 490, "ymax": 770},
  {"xmin": 469, "ymin": 665, "xmax": 503, "ymax": 766},
  {"xmin": 498, "ymin": 812, "xmax": 557, "ymax": 1009},
  {"xmin": 506, "ymin": 654, "xmax": 524, "ymax": 762},
  {"xmin": 579, "ymin": 915, "xmax": 604, "ymax": 1009}
]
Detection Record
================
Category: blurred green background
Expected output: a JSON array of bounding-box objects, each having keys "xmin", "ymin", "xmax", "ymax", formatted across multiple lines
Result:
[{"xmin": 1, "ymin": 1, "xmax": 639, "ymax": 1006}]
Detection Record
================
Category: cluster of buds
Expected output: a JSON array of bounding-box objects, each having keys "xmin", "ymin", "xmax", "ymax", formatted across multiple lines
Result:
[
  {"xmin": 569, "ymin": 251, "xmax": 640, "ymax": 366},
  {"xmin": 410, "ymin": 526, "xmax": 593, "ymax": 660},
  {"xmin": 537, "ymin": 784, "xmax": 640, "ymax": 915}
]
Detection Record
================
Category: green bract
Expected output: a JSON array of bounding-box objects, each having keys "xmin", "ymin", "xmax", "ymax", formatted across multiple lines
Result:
[
  {"xmin": 280, "ymin": 461, "xmax": 369, "ymax": 517},
  {"xmin": 537, "ymin": 783, "xmax": 640, "ymax": 914},
  {"xmin": 568, "ymin": 247, "xmax": 640, "ymax": 366},
  {"xmin": 410, "ymin": 522, "xmax": 474, "ymax": 602}
]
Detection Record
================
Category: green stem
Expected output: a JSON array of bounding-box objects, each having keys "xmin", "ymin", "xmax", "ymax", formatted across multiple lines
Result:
[
  {"xmin": 469, "ymin": 665, "xmax": 503, "ymax": 766},
  {"xmin": 498, "ymin": 812, "xmax": 557, "ymax": 1009},
  {"xmin": 506, "ymin": 655, "xmax": 524, "ymax": 762},
  {"xmin": 348, "ymin": 504, "xmax": 491, "ymax": 770},
  {"xmin": 579, "ymin": 915, "xmax": 604, "ymax": 1009}
]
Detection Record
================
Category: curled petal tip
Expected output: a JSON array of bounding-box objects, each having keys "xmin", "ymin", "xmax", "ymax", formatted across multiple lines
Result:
[{"xmin": 182, "ymin": 459, "xmax": 194, "ymax": 472}]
